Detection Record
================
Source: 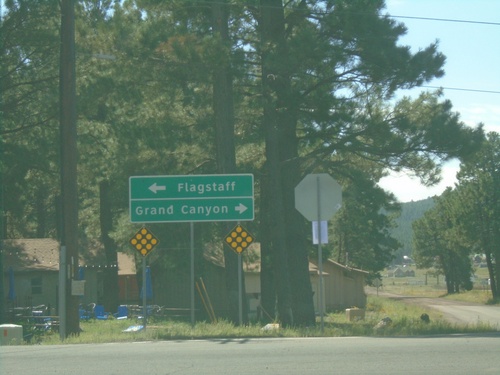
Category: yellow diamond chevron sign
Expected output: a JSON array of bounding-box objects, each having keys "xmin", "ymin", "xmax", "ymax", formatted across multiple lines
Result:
[
  {"xmin": 130, "ymin": 227, "xmax": 159, "ymax": 257},
  {"xmin": 224, "ymin": 224, "xmax": 254, "ymax": 254}
]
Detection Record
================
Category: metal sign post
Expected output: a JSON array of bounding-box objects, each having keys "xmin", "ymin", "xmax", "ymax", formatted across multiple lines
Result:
[
  {"xmin": 316, "ymin": 175, "xmax": 325, "ymax": 332},
  {"xmin": 190, "ymin": 222, "xmax": 195, "ymax": 327},
  {"xmin": 130, "ymin": 227, "xmax": 159, "ymax": 331},
  {"xmin": 238, "ymin": 254, "xmax": 243, "ymax": 326},
  {"xmin": 142, "ymin": 257, "xmax": 147, "ymax": 330},
  {"xmin": 224, "ymin": 224, "xmax": 254, "ymax": 326},
  {"xmin": 295, "ymin": 174, "xmax": 342, "ymax": 332}
]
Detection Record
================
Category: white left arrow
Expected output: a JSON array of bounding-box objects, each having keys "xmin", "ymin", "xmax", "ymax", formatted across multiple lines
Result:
[
  {"xmin": 149, "ymin": 183, "xmax": 166, "ymax": 194},
  {"xmin": 235, "ymin": 203, "xmax": 248, "ymax": 214}
]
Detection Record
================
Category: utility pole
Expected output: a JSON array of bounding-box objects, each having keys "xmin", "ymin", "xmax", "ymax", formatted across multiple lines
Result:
[{"xmin": 59, "ymin": 0, "xmax": 79, "ymax": 337}]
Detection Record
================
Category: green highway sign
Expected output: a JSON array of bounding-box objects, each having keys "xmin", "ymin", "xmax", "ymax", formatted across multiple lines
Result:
[{"xmin": 129, "ymin": 174, "xmax": 254, "ymax": 223}]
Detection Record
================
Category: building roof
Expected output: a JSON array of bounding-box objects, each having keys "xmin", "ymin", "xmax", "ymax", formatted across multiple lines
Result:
[
  {"xmin": 3, "ymin": 238, "xmax": 60, "ymax": 272},
  {"xmin": 323, "ymin": 258, "xmax": 370, "ymax": 275},
  {"xmin": 2, "ymin": 238, "xmax": 137, "ymax": 275},
  {"xmin": 203, "ymin": 242, "xmax": 328, "ymax": 275}
]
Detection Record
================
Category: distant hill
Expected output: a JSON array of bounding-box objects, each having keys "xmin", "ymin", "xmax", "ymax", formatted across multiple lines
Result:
[{"xmin": 390, "ymin": 197, "xmax": 435, "ymax": 264}]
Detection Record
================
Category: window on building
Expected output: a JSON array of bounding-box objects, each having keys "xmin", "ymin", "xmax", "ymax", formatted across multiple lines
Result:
[{"xmin": 31, "ymin": 277, "xmax": 42, "ymax": 294}]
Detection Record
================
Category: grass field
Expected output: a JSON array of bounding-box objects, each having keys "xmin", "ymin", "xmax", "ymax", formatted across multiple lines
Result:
[
  {"xmin": 19, "ymin": 265, "xmax": 497, "ymax": 345},
  {"xmin": 34, "ymin": 294, "xmax": 496, "ymax": 345},
  {"xmin": 380, "ymin": 265, "xmax": 494, "ymax": 304}
]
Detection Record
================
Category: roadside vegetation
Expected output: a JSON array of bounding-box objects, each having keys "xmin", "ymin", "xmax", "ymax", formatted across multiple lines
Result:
[
  {"xmin": 380, "ymin": 265, "xmax": 497, "ymax": 304},
  {"xmin": 32, "ymin": 293, "xmax": 495, "ymax": 345}
]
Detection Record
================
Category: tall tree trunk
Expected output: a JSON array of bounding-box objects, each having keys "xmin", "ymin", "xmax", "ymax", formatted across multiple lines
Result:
[
  {"xmin": 281, "ymin": 132, "xmax": 316, "ymax": 325},
  {"xmin": 100, "ymin": 181, "xmax": 119, "ymax": 313},
  {"xmin": 259, "ymin": 0, "xmax": 294, "ymax": 327},
  {"xmin": 486, "ymin": 251, "xmax": 497, "ymax": 298},
  {"xmin": 0, "ymin": 175, "xmax": 5, "ymax": 323},
  {"xmin": 262, "ymin": 108, "xmax": 293, "ymax": 326},
  {"xmin": 259, "ymin": 172, "xmax": 276, "ymax": 322},
  {"xmin": 35, "ymin": 187, "xmax": 47, "ymax": 237},
  {"xmin": 481, "ymin": 211, "xmax": 498, "ymax": 298},
  {"xmin": 495, "ymin": 260, "xmax": 500, "ymax": 300},
  {"xmin": 211, "ymin": 0, "xmax": 248, "ymax": 324},
  {"xmin": 259, "ymin": 0, "xmax": 316, "ymax": 326}
]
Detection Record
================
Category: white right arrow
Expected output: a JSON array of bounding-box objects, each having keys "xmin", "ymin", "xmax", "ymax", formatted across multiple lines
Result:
[{"xmin": 235, "ymin": 203, "xmax": 248, "ymax": 214}]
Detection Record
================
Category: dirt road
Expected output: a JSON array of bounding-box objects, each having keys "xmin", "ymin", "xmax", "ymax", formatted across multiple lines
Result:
[{"xmin": 367, "ymin": 287, "xmax": 500, "ymax": 329}]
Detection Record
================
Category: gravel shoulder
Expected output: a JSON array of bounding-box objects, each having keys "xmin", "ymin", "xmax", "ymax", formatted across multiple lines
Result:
[{"xmin": 366, "ymin": 287, "xmax": 500, "ymax": 328}]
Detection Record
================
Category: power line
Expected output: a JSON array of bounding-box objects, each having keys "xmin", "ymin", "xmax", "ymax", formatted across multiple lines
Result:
[
  {"xmin": 127, "ymin": 1, "xmax": 500, "ymax": 27},
  {"xmin": 389, "ymin": 15, "xmax": 500, "ymax": 27},
  {"xmin": 422, "ymin": 86, "xmax": 500, "ymax": 95},
  {"xmin": 259, "ymin": 3, "xmax": 500, "ymax": 27}
]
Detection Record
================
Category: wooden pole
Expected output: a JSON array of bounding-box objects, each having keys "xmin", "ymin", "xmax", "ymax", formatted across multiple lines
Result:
[{"xmin": 60, "ymin": 0, "xmax": 79, "ymax": 337}]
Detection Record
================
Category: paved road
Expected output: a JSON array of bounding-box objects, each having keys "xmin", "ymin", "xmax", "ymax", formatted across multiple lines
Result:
[
  {"xmin": 1, "ymin": 336, "xmax": 500, "ymax": 375},
  {"xmin": 369, "ymin": 287, "xmax": 500, "ymax": 329}
]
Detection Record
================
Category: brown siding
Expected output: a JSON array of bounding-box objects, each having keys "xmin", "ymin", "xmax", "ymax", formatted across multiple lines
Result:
[{"xmin": 320, "ymin": 260, "xmax": 367, "ymax": 311}]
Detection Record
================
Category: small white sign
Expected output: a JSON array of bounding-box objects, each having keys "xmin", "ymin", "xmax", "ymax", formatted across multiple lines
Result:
[
  {"xmin": 312, "ymin": 221, "xmax": 328, "ymax": 244},
  {"xmin": 71, "ymin": 280, "xmax": 85, "ymax": 296}
]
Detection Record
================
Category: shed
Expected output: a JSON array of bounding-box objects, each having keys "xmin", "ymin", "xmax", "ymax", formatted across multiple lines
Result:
[
  {"xmin": 139, "ymin": 244, "xmax": 369, "ymax": 319},
  {"xmin": 313, "ymin": 259, "xmax": 369, "ymax": 311},
  {"xmin": 2, "ymin": 239, "xmax": 137, "ymax": 310}
]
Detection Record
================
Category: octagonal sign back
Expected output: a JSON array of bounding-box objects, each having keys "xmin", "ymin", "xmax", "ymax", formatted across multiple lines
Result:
[{"xmin": 295, "ymin": 173, "xmax": 342, "ymax": 221}]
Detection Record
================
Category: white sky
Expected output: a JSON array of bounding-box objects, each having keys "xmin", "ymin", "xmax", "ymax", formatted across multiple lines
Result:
[{"xmin": 379, "ymin": 0, "xmax": 500, "ymax": 202}]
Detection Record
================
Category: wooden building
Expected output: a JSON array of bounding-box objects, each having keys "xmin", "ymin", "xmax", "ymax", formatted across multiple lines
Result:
[{"xmin": 2, "ymin": 239, "xmax": 137, "ymax": 312}]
